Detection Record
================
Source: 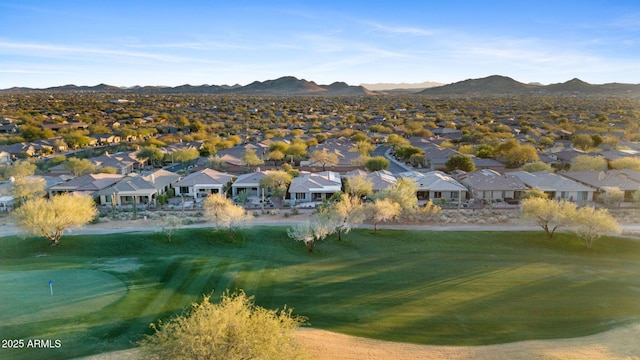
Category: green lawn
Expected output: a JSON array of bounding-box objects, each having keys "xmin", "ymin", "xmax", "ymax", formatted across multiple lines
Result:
[{"xmin": 1, "ymin": 227, "xmax": 639, "ymax": 359}]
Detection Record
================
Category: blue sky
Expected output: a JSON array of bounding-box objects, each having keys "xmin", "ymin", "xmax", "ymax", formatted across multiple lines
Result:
[{"xmin": 1, "ymin": 0, "xmax": 639, "ymax": 88}]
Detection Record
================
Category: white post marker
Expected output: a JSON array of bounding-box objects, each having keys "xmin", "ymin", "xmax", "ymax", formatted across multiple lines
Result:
[{"xmin": 49, "ymin": 280, "xmax": 53, "ymax": 296}]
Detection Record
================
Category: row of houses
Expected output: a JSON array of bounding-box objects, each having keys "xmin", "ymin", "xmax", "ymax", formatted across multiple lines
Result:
[{"xmin": 3, "ymin": 165, "xmax": 635, "ymax": 213}]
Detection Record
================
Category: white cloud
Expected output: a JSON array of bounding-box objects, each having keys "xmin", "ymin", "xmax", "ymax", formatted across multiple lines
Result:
[{"xmin": 0, "ymin": 40, "xmax": 206, "ymax": 64}]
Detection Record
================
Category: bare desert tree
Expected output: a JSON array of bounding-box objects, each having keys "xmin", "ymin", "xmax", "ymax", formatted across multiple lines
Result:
[
  {"xmin": 160, "ymin": 214, "xmax": 182, "ymax": 242},
  {"xmin": 287, "ymin": 216, "xmax": 334, "ymax": 252}
]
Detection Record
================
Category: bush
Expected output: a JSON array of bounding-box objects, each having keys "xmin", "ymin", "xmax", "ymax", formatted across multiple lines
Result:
[{"xmin": 140, "ymin": 290, "xmax": 307, "ymax": 360}]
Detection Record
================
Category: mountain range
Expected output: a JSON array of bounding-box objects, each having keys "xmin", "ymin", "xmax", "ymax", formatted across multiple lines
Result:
[
  {"xmin": 417, "ymin": 75, "xmax": 640, "ymax": 96},
  {"xmin": 1, "ymin": 76, "xmax": 373, "ymax": 96},
  {"xmin": 2, "ymin": 75, "xmax": 639, "ymax": 96}
]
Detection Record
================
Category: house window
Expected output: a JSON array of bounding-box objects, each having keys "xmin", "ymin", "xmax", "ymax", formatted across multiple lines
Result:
[
  {"xmin": 433, "ymin": 192, "xmax": 442, "ymax": 199},
  {"xmin": 180, "ymin": 186, "xmax": 189, "ymax": 194},
  {"xmin": 577, "ymin": 191, "xmax": 588, "ymax": 201},
  {"xmin": 295, "ymin": 193, "xmax": 306, "ymax": 200},
  {"xmin": 560, "ymin": 191, "xmax": 568, "ymax": 199}
]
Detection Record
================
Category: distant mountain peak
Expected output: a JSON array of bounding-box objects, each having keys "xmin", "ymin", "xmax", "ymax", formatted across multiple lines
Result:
[{"xmin": 417, "ymin": 75, "xmax": 638, "ymax": 95}]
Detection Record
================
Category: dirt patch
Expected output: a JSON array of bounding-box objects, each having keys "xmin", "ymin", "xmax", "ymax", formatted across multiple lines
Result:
[
  {"xmin": 296, "ymin": 324, "xmax": 640, "ymax": 360},
  {"xmin": 76, "ymin": 324, "xmax": 640, "ymax": 360}
]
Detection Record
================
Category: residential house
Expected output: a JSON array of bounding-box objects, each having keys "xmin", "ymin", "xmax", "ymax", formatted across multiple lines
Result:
[
  {"xmin": 304, "ymin": 138, "xmax": 361, "ymax": 169},
  {"xmin": 91, "ymin": 152, "xmax": 145, "ymax": 174},
  {"xmin": 47, "ymin": 173, "xmax": 124, "ymax": 198},
  {"xmin": 93, "ymin": 134, "xmax": 121, "ymax": 146},
  {"xmin": 33, "ymin": 137, "xmax": 68, "ymax": 152},
  {"xmin": 413, "ymin": 141, "xmax": 460, "ymax": 170},
  {"xmin": 41, "ymin": 120, "xmax": 89, "ymax": 131},
  {"xmin": 0, "ymin": 180, "xmax": 15, "ymax": 211},
  {"xmin": 456, "ymin": 169, "xmax": 529, "ymax": 203},
  {"xmin": 0, "ymin": 143, "xmax": 37, "ymax": 157},
  {"xmin": 507, "ymin": 170, "xmax": 595, "ymax": 202},
  {"xmin": 430, "ymin": 127, "xmax": 463, "ymax": 140},
  {"xmin": 288, "ymin": 171, "xmax": 342, "ymax": 204},
  {"xmin": 398, "ymin": 170, "xmax": 468, "ymax": 204},
  {"xmin": 143, "ymin": 169, "xmax": 180, "ymax": 196},
  {"xmin": 561, "ymin": 169, "xmax": 640, "ymax": 202},
  {"xmin": 174, "ymin": 168, "xmax": 234, "ymax": 200},
  {"xmin": 231, "ymin": 170, "xmax": 267, "ymax": 198},
  {"xmin": 600, "ymin": 149, "xmax": 640, "ymax": 162},
  {"xmin": 94, "ymin": 169, "xmax": 179, "ymax": 208},
  {"xmin": 471, "ymin": 157, "xmax": 506, "ymax": 172},
  {"xmin": 547, "ymin": 148, "xmax": 589, "ymax": 167},
  {"xmin": 0, "ymin": 118, "xmax": 19, "ymax": 134},
  {"xmin": 0, "ymin": 151, "xmax": 12, "ymax": 165},
  {"xmin": 345, "ymin": 169, "xmax": 397, "ymax": 192},
  {"xmin": 214, "ymin": 143, "xmax": 269, "ymax": 171},
  {"xmin": 96, "ymin": 175, "xmax": 158, "ymax": 208}
]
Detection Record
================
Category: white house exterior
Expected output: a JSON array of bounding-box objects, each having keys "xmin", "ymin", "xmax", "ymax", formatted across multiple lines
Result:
[
  {"xmin": 47, "ymin": 173, "xmax": 124, "ymax": 198},
  {"xmin": 0, "ymin": 180, "xmax": 15, "ymax": 211},
  {"xmin": 457, "ymin": 169, "xmax": 529, "ymax": 203},
  {"xmin": 231, "ymin": 171, "xmax": 267, "ymax": 198},
  {"xmin": 507, "ymin": 170, "xmax": 596, "ymax": 202},
  {"xmin": 0, "ymin": 151, "xmax": 12, "ymax": 166},
  {"xmin": 288, "ymin": 171, "xmax": 342, "ymax": 204},
  {"xmin": 398, "ymin": 170, "xmax": 468, "ymax": 203},
  {"xmin": 174, "ymin": 168, "xmax": 234, "ymax": 199},
  {"xmin": 96, "ymin": 175, "xmax": 158, "ymax": 208},
  {"xmin": 561, "ymin": 169, "xmax": 640, "ymax": 202}
]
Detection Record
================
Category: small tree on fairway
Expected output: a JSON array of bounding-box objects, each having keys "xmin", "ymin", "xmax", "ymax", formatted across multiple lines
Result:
[
  {"xmin": 12, "ymin": 193, "xmax": 98, "ymax": 245},
  {"xmin": 203, "ymin": 193, "xmax": 250, "ymax": 241},
  {"xmin": 520, "ymin": 197, "xmax": 577, "ymax": 240},
  {"xmin": 320, "ymin": 193, "xmax": 366, "ymax": 241},
  {"xmin": 160, "ymin": 214, "xmax": 182, "ymax": 242},
  {"xmin": 572, "ymin": 206, "xmax": 621, "ymax": 249},
  {"xmin": 287, "ymin": 221, "xmax": 315, "ymax": 252},
  {"xmin": 366, "ymin": 198, "xmax": 401, "ymax": 234},
  {"xmin": 287, "ymin": 216, "xmax": 334, "ymax": 252},
  {"xmin": 139, "ymin": 290, "xmax": 307, "ymax": 360}
]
